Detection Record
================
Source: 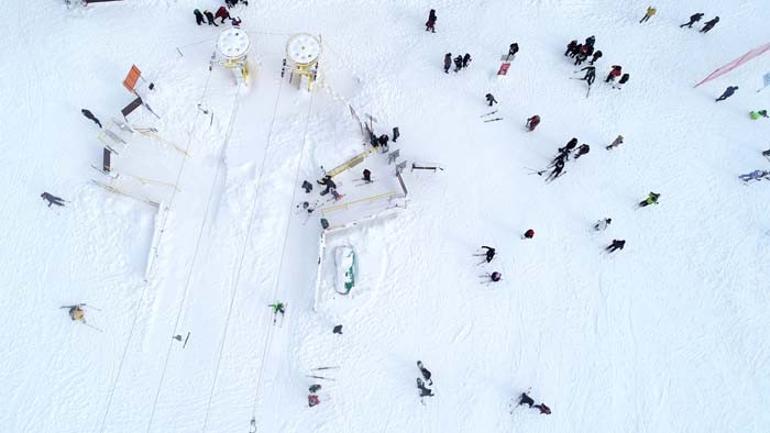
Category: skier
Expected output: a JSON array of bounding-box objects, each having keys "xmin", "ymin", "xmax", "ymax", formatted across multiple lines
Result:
[
  {"xmin": 485, "ymin": 93, "xmax": 498, "ymax": 107},
  {"xmin": 301, "ymin": 180, "xmax": 313, "ymax": 193},
  {"xmin": 606, "ymin": 134, "xmax": 624, "ymax": 150},
  {"xmin": 204, "ymin": 10, "xmax": 218, "ymax": 26},
  {"xmin": 605, "ymin": 65, "xmax": 622, "ymax": 83},
  {"xmin": 573, "ymin": 143, "xmax": 590, "ymax": 159},
  {"xmin": 763, "ymin": 148, "xmax": 770, "ymax": 159},
  {"xmin": 569, "ymin": 43, "xmax": 582, "ymax": 58},
  {"xmin": 639, "ymin": 192, "xmax": 661, "ymax": 207},
  {"xmin": 297, "ymin": 201, "xmax": 315, "ymax": 214},
  {"xmin": 362, "ymin": 168, "xmax": 372, "ymax": 183},
  {"xmin": 574, "ymin": 44, "xmax": 592, "ymax": 66},
  {"xmin": 453, "ymin": 55, "xmax": 463, "ymax": 72},
  {"xmin": 579, "ymin": 65, "xmax": 596, "ymax": 85},
  {"xmin": 425, "ymin": 9, "xmax": 437, "ymax": 33},
  {"xmin": 66, "ymin": 304, "xmax": 85, "ymax": 322},
  {"xmin": 479, "ymin": 245, "xmax": 496, "ymax": 263},
  {"xmin": 417, "ymin": 378, "xmax": 434, "ymax": 397},
  {"xmin": 308, "ymin": 394, "xmax": 321, "ymax": 407},
  {"xmin": 700, "ymin": 16, "xmax": 719, "ymax": 33},
  {"xmin": 565, "ymin": 40, "xmax": 578, "ymax": 56},
  {"xmin": 225, "ymin": 0, "xmax": 237, "ymax": 7},
  {"xmin": 613, "ymin": 73, "xmax": 630, "ymax": 90},
  {"xmin": 377, "ymin": 134, "xmax": 390, "ymax": 152},
  {"xmin": 750, "ymin": 110, "xmax": 768, "ymax": 120},
  {"xmin": 534, "ymin": 403, "xmax": 552, "ymax": 415},
  {"xmin": 593, "ymin": 218, "xmax": 612, "ymax": 231},
  {"xmin": 488, "ymin": 271, "xmax": 502, "ymax": 282},
  {"xmin": 392, "ymin": 126, "xmax": 400, "ymax": 142},
  {"xmin": 518, "ymin": 392, "xmax": 535, "ymax": 408},
  {"xmin": 522, "ymin": 229, "xmax": 535, "ymax": 239},
  {"xmin": 215, "ymin": 6, "xmax": 230, "ymax": 23},
  {"xmin": 443, "ymin": 53, "xmax": 452, "ymax": 74},
  {"xmin": 680, "ymin": 12, "xmax": 704, "ymax": 28},
  {"xmin": 715, "ymin": 86, "xmax": 738, "ymax": 102},
  {"xmin": 309, "ymin": 384, "xmax": 322, "ymax": 393},
  {"xmin": 585, "ymin": 35, "xmax": 596, "ymax": 47},
  {"xmin": 333, "ymin": 324, "xmax": 343, "ymax": 334},
  {"xmin": 605, "ymin": 239, "xmax": 626, "ymax": 253},
  {"xmin": 546, "ymin": 159, "xmax": 565, "ymax": 182},
  {"xmin": 590, "ymin": 50, "xmax": 603, "ymax": 65},
  {"xmin": 81, "ymin": 109, "xmax": 102, "ymax": 128},
  {"xmin": 738, "ymin": 169, "xmax": 770, "ymax": 182},
  {"xmin": 417, "ymin": 361, "xmax": 433, "ymax": 385},
  {"xmin": 317, "ymin": 175, "xmax": 336, "ymax": 195},
  {"xmin": 41, "ymin": 192, "xmax": 66, "ymax": 207},
  {"xmin": 269, "ymin": 302, "xmax": 286, "ymax": 323},
  {"xmin": 639, "ymin": 6, "xmax": 657, "ymax": 23},
  {"xmin": 462, "ymin": 53, "xmax": 472, "ymax": 68},
  {"xmin": 193, "ymin": 9, "xmax": 205, "ymax": 25},
  {"xmin": 559, "ymin": 137, "xmax": 579, "ymax": 155},
  {"xmin": 508, "ymin": 42, "xmax": 519, "ymax": 59},
  {"xmin": 526, "ymin": 115, "xmax": 541, "ymax": 131}
]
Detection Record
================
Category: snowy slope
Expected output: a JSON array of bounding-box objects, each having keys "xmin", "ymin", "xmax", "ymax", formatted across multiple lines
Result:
[{"xmin": 1, "ymin": 1, "xmax": 769, "ymax": 433}]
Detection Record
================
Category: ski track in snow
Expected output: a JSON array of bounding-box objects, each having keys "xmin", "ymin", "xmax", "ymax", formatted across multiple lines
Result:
[{"xmin": 1, "ymin": 1, "xmax": 769, "ymax": 433}]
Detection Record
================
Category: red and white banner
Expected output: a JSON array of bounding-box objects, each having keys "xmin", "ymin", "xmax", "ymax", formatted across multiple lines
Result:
[{"xmin": 694, "ymin": 42, "xmax": 770, "ymax": 87}]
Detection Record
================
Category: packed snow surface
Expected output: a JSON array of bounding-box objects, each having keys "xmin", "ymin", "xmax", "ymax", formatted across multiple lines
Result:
[{"xmin": 1, "ymin": 1, "xmax": 769, "ymax": 432}]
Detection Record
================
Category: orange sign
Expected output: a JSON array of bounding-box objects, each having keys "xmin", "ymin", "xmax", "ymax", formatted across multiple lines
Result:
[{"xmin": 122, "ymin": 65, "xmax": 142, "ymax": 92}]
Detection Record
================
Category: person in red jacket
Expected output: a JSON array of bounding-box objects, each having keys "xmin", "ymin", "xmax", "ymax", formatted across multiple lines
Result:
[
  {"xmin": 605, "ymin": 65, "xmax": 622, "ymax": 83},
  {"xmin": 522, "ymin": 229, "xmax": 535, "ymax": 239},
  {"xmin": 526, "ymin": 115, "xmax": 541, "ymax": 131},
  {"xmin": 215, "ymin": 6, "xmax": 231, "ymax": 24}
]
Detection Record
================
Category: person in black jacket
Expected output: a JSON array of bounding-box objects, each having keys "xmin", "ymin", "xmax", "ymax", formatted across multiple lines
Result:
[
  {"xmin": 579, "ymin": 65, "xmax": 596, "ymax": 85},
  {"xmin": 606, "ymin": 239, "xmax": 626, "ymax": 253},
  {"xmin": 443, "ymin": 53, "xmax": 452, "ymax": 73},
  {"xmin": 453, "ymin": 55, "xmax": 463, "ymax": 72},
  {"xmin": 715, "ymin": 85, "xmax": 738, "ymax": 102},
  {"xmin": 41, "ymin": 192, "xmax": 66, "ymax": 207},
  {"xmin": 613, "ymin": 73, "xmax": 629, "ymax": 90},
  {"xmin": 585, "ymin": 35, "xmax": 596, "ymax": 47},
  {"xmin": 317, "ymin": 175, "xmax": 336, "ymax": 195},
  {"xmin": 558, "ymin": 137, "xmax": 579, "ymax": 159},
  {"xmin": 680, "ymin": 12, "xmax": 704, "ymax": 28},
  {"xmin": 700, "ymin": 16, "xmax": 719, "ymax": 33},
  {"xmin": 193, "ymin": 9, "xmax": 205, "ymax": 25},
  {"xmin": 426, "ymin": 9, "xmax": 437, "ymax": 32},
  {"xmin": 485, "ymin": 93, "xmax": 498, "ymax": 106},
  {"xmin": 204, "ymin": 10, "xmax": 218, "ymax": 26},
  {"xmin": 462, "ymin": 53, "xmax": 472, "ymax": 68},
  {"xmin": 590, "ymin": 50, "xmax": 602, "ymax": 65},
  {"xmin": 574, "ymin": 144, "xmax": 590, "ymax": 159},
  {"xmin": 508, "ymin": 42, "xmax": 519, "ymax": 58},
  {"xmin": 519, "ymin": 393, "xmax": 535, "ymax": 408}
]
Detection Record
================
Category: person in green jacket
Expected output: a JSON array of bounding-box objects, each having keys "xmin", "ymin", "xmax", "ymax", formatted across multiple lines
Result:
[
  {"xmin": 750, "ymin": 110, "xmax": 768, "ymax": 120},
  {"xmin": 639, "ymin": 192, "xmax": 660, "ymax": 207}
]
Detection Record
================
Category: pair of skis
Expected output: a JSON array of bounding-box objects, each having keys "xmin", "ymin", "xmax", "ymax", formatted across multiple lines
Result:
[
  {"xmin": 306, "ymin": 366, "xmax": 339, "ymax": 381},
  {"xmin": 481, "ymin": 110, "xmax": 503, "ymax": 123}
]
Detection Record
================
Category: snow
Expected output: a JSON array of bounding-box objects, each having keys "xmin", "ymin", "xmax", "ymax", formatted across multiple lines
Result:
[{"xmin": 1, "ymin": 1, "xmax": 770, "ymax": 432}]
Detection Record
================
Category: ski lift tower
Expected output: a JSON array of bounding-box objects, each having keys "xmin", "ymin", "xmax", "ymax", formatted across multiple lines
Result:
[
  {"xmin": 284, "ymin": 33, "xmax": 321, "ymax": 91},
  {"xmin": 216, "ymin": 28, "xmax": 251, "ymax": 86}
]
